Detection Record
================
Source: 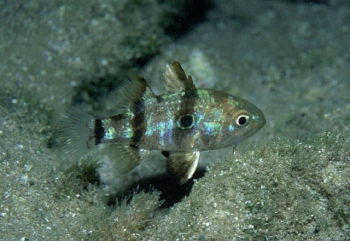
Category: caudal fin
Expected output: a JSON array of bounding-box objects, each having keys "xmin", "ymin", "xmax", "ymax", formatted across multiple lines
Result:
[{"xmin": 57, "ymin": 106, "xmax": 97, "ymax": 162}]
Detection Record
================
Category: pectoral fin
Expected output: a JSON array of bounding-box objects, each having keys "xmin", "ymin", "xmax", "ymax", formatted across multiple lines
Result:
[
  {"xmin": 164, "ymin": 151, "xmax": 200, "ymax": 184},
  {"xmin": 103, "ymin": 143, "xmax": 149, "ymax": 174}
]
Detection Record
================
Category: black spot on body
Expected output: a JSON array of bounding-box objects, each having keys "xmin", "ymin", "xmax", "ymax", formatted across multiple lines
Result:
[
  {"xmin": 173, "ymin": 89, "xmax": 198, "ymax": 145},
  {"xmin": 178, "ymin": 114, "xmax": 194, "ymax": 129}
]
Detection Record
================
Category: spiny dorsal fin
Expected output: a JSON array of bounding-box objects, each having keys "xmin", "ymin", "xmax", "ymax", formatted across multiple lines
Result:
[
  {"xmin": 103, "ymin": 143, "xmax": 149, "ymax": 174},
  {"xmin": 103, "ymin": 73, "xmax": 154, "ymax": 117},
  {"xmin": 163, "ymin": 61, "xmax": 196, "ymax": 93},
  {"xmin": 165, "ymin": 151, "xmax": 200, "ymax": 184}
]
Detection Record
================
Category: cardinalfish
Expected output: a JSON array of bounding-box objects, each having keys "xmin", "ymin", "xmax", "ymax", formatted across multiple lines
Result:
[{"xmin": 61, "ymin": 62, "xmax": 265, "ymax": 184}]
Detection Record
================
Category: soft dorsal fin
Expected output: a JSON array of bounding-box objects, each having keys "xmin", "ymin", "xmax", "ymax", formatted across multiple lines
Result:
[
  {"xmin": 163, "ymin": 61, "xmax": 196, "ymax": 93},
  {"xmin": 103, "ymin": 73, "xmax": 155, "ymax": 117},
  {"xmin": 165, "ymin": 151, "xmax": 200, "ymax": 184}
]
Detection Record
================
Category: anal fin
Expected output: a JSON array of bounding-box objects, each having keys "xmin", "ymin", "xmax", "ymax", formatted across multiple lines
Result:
[
  {"xmin": 165, "ymin": 151, "xmax": 200, "ymax": 184},
  {"xmin": 103, "ymin": 143, "xmax": 149, "ymax": 174}
]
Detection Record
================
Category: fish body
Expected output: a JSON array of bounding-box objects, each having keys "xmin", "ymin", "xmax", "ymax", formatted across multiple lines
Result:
[
  {"xmin": 101, "ymin": 88, "xmax": 263, "ymax": 151},
  {"xmin": 62, "ymin": 62, "xmax": 265, "ymax": 184}
]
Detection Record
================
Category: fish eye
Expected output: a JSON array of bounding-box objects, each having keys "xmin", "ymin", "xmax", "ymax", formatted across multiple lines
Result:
[
  {"xmin": 235, "ymin": 114, "xmax": 250, "ymax": 127},
  {"xmin": 177, "ymin": 114, "xmax": 195, "ymax": 129}
]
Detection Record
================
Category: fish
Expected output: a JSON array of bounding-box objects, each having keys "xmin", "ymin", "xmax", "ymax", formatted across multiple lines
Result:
[{"xmin": 60, "ymin": 61, "xmax": 265, "ymax": 184}]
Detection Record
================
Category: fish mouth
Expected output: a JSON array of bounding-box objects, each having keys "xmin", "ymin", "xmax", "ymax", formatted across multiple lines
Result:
[
  {"xmin": 253, "ymin": 110, "xmax": 266, "ymax": 129},
  {"xmin": 242, "ymin": 106, "xmax": 266, "ymax": 140},
  {"xmin": 252, "ymin": 107, "xmax": 266, "ymax": 128},
  {"xmin": 239, "ymin": 97, "xmax": 266, "ymax": 132}
]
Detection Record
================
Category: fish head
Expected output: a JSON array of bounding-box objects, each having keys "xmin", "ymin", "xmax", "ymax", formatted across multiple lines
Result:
[{"xmin": 220, "ymin": 95, "xmax": 266, "ymax": 146}]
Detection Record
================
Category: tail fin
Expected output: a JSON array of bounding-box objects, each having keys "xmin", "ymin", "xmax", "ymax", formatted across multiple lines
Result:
[{"xmin": 57, "ymin": 106, "xmax": 97, "ymax": 162}]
